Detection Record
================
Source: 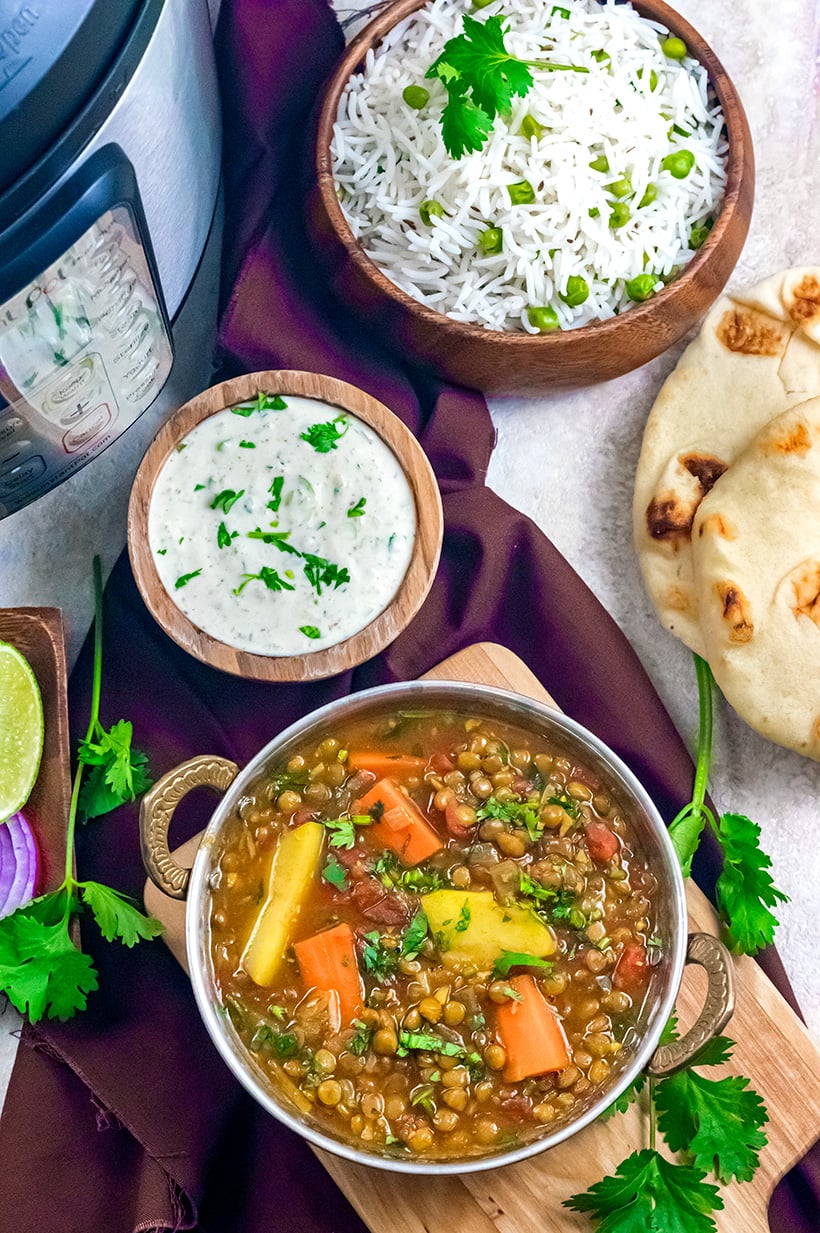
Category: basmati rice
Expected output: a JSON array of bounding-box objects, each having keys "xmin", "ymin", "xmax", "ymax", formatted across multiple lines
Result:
[{"xmin": 331, "ymin": 0, "xmax": 728, "ymax": 332}]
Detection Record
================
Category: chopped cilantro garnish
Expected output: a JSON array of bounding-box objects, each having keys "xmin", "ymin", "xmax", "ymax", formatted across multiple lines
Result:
[
  {"xmin": 347, "ymin": 496, "xmax": 366, "ymax": 518},
  {"xmin": 239, "ymin": 440, "xmax": 256, "ymax": 449},
  {"xmin": 267, "ymin": 476, "xmax": 284, "ymax": 512},
  {"xmin": 321, "ymin": 856, "xmax": 348, "ymax": 891},
  {"xmin": 247, "ymin": 527, "xmax": 302, "ymax": 555},
  {"xmin": 492, "ymin": 950, "xmax": 553, "ymax": 978},
  {"xmin": 232, "ymin": 566, "xmax": 294, "ymax": 596},
  {"xmin": 348, "ymin": 1019, "xmax": 373, "ymax": 1056},
  {"xmin": 476, "ymin": 796, "xmax": 542, "ymax": 840},
  {"xmin": 300, "ymin": 625, "xmax": 321, "ymax": 640},
  {"xmin": 401, "ymin": 910, "xmax": 428, "ymax": 958},
  {"xmin": 217, "ymin": 522, "xmax": 238, "ymax": 549},
  {"xmin": 454, "ymin": 900, "xmax": 471, "ymax": 933},
  {"xmin": 324, "ymin": 815, "xmax": 372, "ymax": 849},
  {"xmin": 232, "ymin": 391, "xmax": 287, "ymax": 415},
  {"xmin": 397, "ymin": 1031, "xmax": 465, "ymax": 1058},
  {"xmin": 359, "ymin": 931, "xmax": 399, "ymax": 980},
  {"xmin": 210, "ymin": 488, "xmax": 244, "ymax": 514},
  {"xmin": 174, "ymin": 570, "xmax": 201, "ymax": 589},
  {"xmin": 300, "ymin": 415, "xmax": 349, "ymax": 453},
  {"xmin": 302, "ymin": 552, "xmax": 350, "ymax": 596}
]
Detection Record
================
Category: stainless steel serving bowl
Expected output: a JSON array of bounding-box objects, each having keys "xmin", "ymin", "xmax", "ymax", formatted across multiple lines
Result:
[{"xmin": 140, "ymin": 680, "xmax": 734, "ymax": 1174}]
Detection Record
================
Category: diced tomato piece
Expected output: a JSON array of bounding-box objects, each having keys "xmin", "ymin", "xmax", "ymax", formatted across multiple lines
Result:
[
  {"xmin": 613, "ymin": 941, "xmax": 649, "ymax": 992},
  {"xmin": 585, "ymin": 821, "xmax": 619, "ymax": 863}
]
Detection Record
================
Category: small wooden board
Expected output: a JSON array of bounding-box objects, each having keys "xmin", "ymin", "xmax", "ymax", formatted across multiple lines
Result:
[
  {"xmin": 0, "ymin": 609, "xmax": 71, "ymax": 895},
  {"xmin": 145, "ymin": 642, "xmax": 820, "ymax": 1233}
]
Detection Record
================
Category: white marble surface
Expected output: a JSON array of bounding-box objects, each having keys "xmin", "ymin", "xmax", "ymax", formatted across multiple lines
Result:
[{"xmin": 0, "ymin": 0, "xmax": 817, "ymax": 1123}]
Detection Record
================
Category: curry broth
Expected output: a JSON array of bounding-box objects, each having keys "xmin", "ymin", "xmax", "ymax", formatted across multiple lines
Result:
[{"xmin": 208, "ymin": 708, "xmax": 661, "ymax": 1160}]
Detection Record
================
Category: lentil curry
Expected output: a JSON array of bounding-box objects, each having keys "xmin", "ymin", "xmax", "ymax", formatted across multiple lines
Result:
[{"xmin": 209, "ymin": 708, "xmax": 661, "ymax": 1160}]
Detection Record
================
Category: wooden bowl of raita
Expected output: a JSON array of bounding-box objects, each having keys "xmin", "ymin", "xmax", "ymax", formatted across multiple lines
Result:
[{"xmin": 128, "ymin": 370, "xmax": 443, "ymax": 681}]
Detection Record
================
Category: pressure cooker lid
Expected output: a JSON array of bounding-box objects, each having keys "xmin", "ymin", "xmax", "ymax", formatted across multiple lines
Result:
[{"xmin": 0, "ymin": 0, "xmax": 145, "ymax": 197}]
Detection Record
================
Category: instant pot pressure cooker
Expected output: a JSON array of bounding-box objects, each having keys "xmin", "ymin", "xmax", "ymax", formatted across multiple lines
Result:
[{"xmin": 0, "ymin": 0, "xmax": 221, "ymax": 517}]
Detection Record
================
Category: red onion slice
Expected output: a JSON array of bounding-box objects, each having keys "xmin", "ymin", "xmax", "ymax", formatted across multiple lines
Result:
[
  {"xmin": 0, "ymin": 812, "xmax": 39, "ymax": 919},
  {"xmin": 0, "ymin": 822, "xmax": 13, "ymax": 916}
]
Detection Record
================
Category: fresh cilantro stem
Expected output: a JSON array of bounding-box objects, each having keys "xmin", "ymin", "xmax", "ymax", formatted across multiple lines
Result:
[
  {"xmin": 67, "ymin": 555, "xmax": 105, "ymax": 877},
  {"xmin": 648, "ymin": 1075, "xmax": 657, "ymax": 1152},
  {"xmin": 668, "ymin": 654, "xmax": 787, "ymax": 954},
  {"xmin": 691, "ymin": 653, "xmax": 714, "ymax": 818}
]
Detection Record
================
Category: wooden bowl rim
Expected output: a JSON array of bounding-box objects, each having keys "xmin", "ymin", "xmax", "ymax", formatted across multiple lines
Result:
[
  {"xmin": 315, "ymin": 0, "xmax": 752, "ymax": 346},
  {"xmin": 127, "ymin": 370, "xmax": 443, "ymax": 682}
]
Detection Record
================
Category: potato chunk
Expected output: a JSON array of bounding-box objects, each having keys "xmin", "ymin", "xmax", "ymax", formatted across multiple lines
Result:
[
  {"xmin": 241, "ymin": 821, "xmax": 325, "ymax": 986},
  {"xmin": 421, "ymin": 889, "xmax": 556, "ymax": 968}
]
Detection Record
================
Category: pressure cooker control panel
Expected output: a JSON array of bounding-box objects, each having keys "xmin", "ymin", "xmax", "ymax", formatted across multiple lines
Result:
[{"xmin": 0, "ymin": 204, "xmax": 173, "ymax": 517}]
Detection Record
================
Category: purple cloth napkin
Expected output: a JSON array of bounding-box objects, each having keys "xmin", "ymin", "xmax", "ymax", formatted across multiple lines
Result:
[{"xmin": 0, "ymin": 2, "xmax": 815, "ymax": 1230}]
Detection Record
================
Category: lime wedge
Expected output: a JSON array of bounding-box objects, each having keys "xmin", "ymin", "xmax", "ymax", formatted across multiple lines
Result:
[{"xmin": 0, "ymin": 642, "xmax": 44, "ymax": 822}]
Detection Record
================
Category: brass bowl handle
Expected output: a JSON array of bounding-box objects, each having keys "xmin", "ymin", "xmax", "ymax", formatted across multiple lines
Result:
[
  {"xmin": 646, "ymin": 932, "xmax": 735, "ymax": 1076},
  {"xmin": 139, "ymin": 754, "xmax": 240, "ymax": 901}
]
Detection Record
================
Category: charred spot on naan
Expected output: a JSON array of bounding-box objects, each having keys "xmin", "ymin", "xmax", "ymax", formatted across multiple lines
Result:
[
  {"xmin": 646, "ymin": 452, "xmax": 727, "ymax": 541},
  {"xmin": 664, "ymin": 585, "xmax": 694, "ymax": 613},
  {"xmin": 762, "ymin": 418, "xmax": 812, "ymax": 457},
  {"xmin": 716, "ymin": 307, "xmax": 789, "ymax": 357},
  {"xmin": 715, "ymin": 581, "xmax": 754, "ymax": 642},
  {"xmin": 789, "ymin": 562, "xmax": 820, "ymax": 630},
  {"xmin": 785, "ymin": 273, "xmax": 820, "ymax": 330},
  {"xmin": 698, "ymin": 512, "xmax": 735, "ymax": 540}
]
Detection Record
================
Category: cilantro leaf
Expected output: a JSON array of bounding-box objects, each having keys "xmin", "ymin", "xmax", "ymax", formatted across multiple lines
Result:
[
  {"xmin": 324, "ymin": 815, "xmax": 372, "ymax": 850},
  {"xmin": 655, "ymin": 1064, "xmax": 768, "ymax": 1184},
  {"xmin": 426, "ymin": 13, "xmax": 586, "ymax": 159},
  {"xmin": 233, "ymin": 566, "xmax": 295, "ymax": 596},
  {"xmin": 217, "ymin": 521, "xmax": 237, "ymax": 549},
  {"xmin": 300, "ymin": 625, "xmax": 321, "ymax": 640},
  {"xmin": 302, "ymin": 553, "xmax": 350, "ymax": 596},
  {"xmin": 174, "ymin": 569, "xmax": 202, "ymax": 589},
  {"xmin": 321, "ymin": 856, "xmax": 348, "ymax": 891},
  {"xmin": 232, "ymin": 392, "xmax": 286, "ymax": 414},
  {"xmin": 401, "ymin": 910, "xmax": 428, "ymax": 958},
  {"xmin": 714, "ymin": 813, "xmax": 788, "ymax": 955},
  {"xmin": 78, "ymin": 720, "xmax": 153, "ymax": 821},
  {"xmin": 210, "ymin": 488, "xmax": 244, "ymax": 513},
  {"xmin": 299, "ymin": 415, "xmax": 349, "ymax": 453},
  {"xmin": 430, "ymin": 15, "xmax": 534, "ymax": 120},
  {"xmin": 247, "ymin": 527, "xmax": 302, "ymax": 555},
  {"xmin": 440, "ymin": 83, "xmax": 493, "ymax": 159},
  {"xmin": 359, "ymin": 930, "xmax": 400, "ymax": 980},
  {"xmin": 476, "ymin": 795, "xmax": 542, "ymax": 840},
  {"xmin": 565, "ymin": 1148, "xmax": 723, "ymax": 1233},
  {"xmin": 80, "ymin": 882, "xmax": 164, "ymax": 947},
  {"xmin": 668, "ymin": 804, "xmax": 710, "ymax": 878},
  {"xmin": 267, "ymin": 476, "xmax": 284, "ymax": 512},
  {"xmin": 454, "ymin": 899, "xmax": 471, "ymax": 932},
  {"xmin": 599, "ymin": 1073, "xmax": 646, "ymax": 1121},
  {"xmin": 397, "ymin": 1030, "xmax": 465, "ymax": 1058},
  {"xmin": 492, "ymin": 950, "xmax": 553, "ymax": 977},
  {"xmin": 347, "ymin": 497, "xmax": 366, "ymax": 518},
  {"xmin": 0, "ymin": 911, "xmax": 98, "ymax": 1021},
  {"xmin": 348, "ymin": 1019, "xmax": 373, "ymax": 1056}
]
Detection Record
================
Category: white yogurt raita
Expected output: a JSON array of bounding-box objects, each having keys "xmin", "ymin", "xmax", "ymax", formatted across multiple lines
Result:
[{"xmin": 148, "ymin": 393, "xmax": 417, "ymax": 655}]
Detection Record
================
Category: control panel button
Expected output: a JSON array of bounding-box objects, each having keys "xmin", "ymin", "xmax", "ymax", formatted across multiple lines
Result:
[
  {"xmin": 62, "ymin": 402, "xmax": 112, "ymax": 453},
  {"xmin": 0, "ymin": 454, "xmax": 47, "ymax": 495}
]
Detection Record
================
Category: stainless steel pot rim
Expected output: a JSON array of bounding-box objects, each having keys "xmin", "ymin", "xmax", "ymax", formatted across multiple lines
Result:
[{"xmin": 186, "ymin": 679, "xmax": 688, "ymax": 1174}]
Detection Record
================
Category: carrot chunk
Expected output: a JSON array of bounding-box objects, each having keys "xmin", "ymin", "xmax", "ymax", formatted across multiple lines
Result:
[
  {"xmin": 495, "ymin": 974, "xmax": 570, "ymax": 1082},
  {"xmin": 347, "ymin": 752, "xmax": 426, "ymax": 779},
  {"xmin": 354, "ymin": 777, "xmax": 443, "ymax": 866},
  {"xmin": 293, "ymin": 923, "xmax": 363, "ymax": 1025}
]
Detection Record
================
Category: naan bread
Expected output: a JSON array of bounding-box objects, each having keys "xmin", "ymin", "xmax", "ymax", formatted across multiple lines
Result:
[
  {"xmin": 691, "ymin": 397, "xmax": 820, "ymax": 760},
  {"xmin": 633, "ymin": 267, "xmax": 820, "ymax": 655}
]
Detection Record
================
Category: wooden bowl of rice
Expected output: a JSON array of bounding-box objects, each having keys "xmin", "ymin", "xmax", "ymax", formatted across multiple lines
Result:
[{"xmin": 313, "ymin": 0, "xmax": 753, "ymax": 395}]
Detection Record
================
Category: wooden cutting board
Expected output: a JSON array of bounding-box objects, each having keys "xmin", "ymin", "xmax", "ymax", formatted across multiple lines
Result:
[
  {"xmin": 0, "ymin": 608, "xmax": 72, "ymax": 895},
  {"xmin": 145, "ymin": 641, "xmax": 820, "ymax": 1233}
]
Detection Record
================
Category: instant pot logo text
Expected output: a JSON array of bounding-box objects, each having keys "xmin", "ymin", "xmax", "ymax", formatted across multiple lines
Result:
[{"xmin": 0, "ymin": 6, "xmax": 39, "ymax": 91}]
